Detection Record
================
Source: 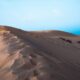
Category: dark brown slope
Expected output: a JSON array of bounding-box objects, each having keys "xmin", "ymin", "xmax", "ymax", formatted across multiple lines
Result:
[
  {"xmin": 28, "ymin": 30, "xmax": 76, "ymax": 37},
  {"xmin": 0, "ymin": 26, "xmax": 52, "ymax": 80},
  {"xmin": 0, "ymin": 26, "xmax": 80, "ymax": 80},
  {"xmin": 0, "ymin": 25, "xmax": 76, "ymax": 37}
]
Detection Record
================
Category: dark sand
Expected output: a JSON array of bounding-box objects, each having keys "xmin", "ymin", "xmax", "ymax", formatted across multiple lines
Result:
[{"xmin": 0, "ymin": 26, "xmax": 80, "ymax": 80}]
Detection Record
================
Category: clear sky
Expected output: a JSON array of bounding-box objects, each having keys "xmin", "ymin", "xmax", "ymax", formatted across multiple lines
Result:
[{"xmin": 0, "ymin": 0, "xmax": 80, "ymax": 35}]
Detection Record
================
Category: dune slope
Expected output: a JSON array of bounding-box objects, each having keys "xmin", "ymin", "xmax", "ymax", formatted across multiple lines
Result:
[{"xmin": 0, "ymin": 26, "xmax": 80, "ymax": 80}]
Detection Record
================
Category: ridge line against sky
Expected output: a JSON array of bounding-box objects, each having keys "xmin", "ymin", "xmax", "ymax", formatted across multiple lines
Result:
[{"xmin": 0, "ymin": 0, "xmax": 80, "ymax": 35}]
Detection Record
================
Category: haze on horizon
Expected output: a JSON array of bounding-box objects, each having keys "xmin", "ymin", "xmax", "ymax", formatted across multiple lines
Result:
[{"xmin": 0, "ymin": 0, "xmax": 80, "ymax": 35}]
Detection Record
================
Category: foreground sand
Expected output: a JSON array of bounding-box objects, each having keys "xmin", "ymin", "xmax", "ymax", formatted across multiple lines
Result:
[{"xmin": 0, "ymin": 26, "xmax": 80, "ymax": 80}]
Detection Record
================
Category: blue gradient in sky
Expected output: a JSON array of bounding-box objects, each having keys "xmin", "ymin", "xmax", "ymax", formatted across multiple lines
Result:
[{"xmin": 0, "ymin": 0, "xmax": 80, "ymax": 35}]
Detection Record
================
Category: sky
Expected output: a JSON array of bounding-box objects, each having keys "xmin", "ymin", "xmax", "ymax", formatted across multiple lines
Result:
[{"xmin": 0, "ymin": 0, "xmax": 80, "ymax": 35}]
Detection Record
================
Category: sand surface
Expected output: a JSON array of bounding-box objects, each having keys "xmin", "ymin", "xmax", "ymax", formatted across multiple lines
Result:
[{"xmin": 0, "ymin": 26, "xmax": 80, "ymax": 80}]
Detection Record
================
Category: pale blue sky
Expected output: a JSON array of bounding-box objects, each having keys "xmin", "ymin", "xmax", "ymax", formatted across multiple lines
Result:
[{"xmin": 0, "ymin": 0, "xmax": 80, "ymax": 34}]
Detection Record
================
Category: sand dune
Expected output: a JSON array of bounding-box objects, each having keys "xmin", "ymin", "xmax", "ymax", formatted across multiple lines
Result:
[{"xmin": 0, "ymin": 26, "xmax": 80, "ymax": 80}]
